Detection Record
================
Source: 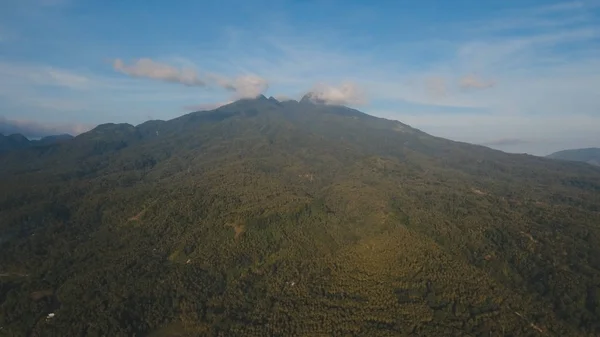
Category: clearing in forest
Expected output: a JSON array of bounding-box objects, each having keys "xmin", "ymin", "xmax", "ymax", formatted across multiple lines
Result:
[{"xmin": 226, "ymin": 222, "xmax": 246, "ymax": 240}]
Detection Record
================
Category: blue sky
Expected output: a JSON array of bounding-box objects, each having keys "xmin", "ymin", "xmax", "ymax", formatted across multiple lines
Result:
[{"xmin": 1, "ymin": 0, "xmax": 599, "ymax": 155}]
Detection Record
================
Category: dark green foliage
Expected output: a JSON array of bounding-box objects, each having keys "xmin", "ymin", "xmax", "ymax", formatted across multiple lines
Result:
[{"xmin": 1, "ymin": 96, "xmax": 599, "ymax": 336}]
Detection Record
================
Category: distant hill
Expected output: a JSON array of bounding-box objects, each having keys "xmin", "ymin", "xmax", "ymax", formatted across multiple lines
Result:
[
  {"xmin": 0, "ymin": 133, "xmax": 31, "ymax": 152},
  {"xmin": 1, "ymin": 95, "xmax": 600, "ymax": 336},
  {"xmin": 36, "ymin": 134, "xmax": 75, "ymax": 145},
  {"xmin": 0, "ymin": 133, "xmax": 74, "ymax": 153},
  {"xmin": 547, "ymin": 147, "xmax": 600, "ymax": 166}
]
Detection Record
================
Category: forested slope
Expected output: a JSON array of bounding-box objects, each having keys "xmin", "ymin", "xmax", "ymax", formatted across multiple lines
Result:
[{"xmin": 1, "ymin": 96, "xmax": 599, "ymax": 336}]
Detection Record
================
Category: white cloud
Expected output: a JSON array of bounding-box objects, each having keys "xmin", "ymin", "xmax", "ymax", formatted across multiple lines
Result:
[
  {"xmin": 215, "ymin": 12, "xmax": 598, "ymax": 112},
  {"xmin": 113, "ymin": 58, "xmax": 268, "ymax": 98},
  {"xmin": 305, "ymin": 82, "xmax": 366, "ymax": 105},
  {"xmin": 2, "ymin": 0, "xmax": 600, "ymax": 154},
  {"xmin": 215, "ymin": 74, "xmax": 269, "ymax": 99},
  {"xmin": 113, "ymin": 58, "xmax": 206, "ymax": 87},
  {"xmin": 0, "ymin": 60, "xmax": 234, "ymax": 128}
]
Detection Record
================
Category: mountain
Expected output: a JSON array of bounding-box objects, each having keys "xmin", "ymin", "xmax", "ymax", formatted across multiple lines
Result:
[
  {"xmin": 300, "ymin": 92, "xmax": 326, "ymax": 104},
  {"xmin": 547, "ymin": 147, "xmax": 600, "ymax": 166},
  {"xmin": 36, "ymin": 134, "xmax": 75, "ymax": 146},
  {"xmin": 0, "ymin": 133, "xmax": 31, "ymax": 152},
  {"xmin": 1, "ymin": 97, "xmax": 600, "ymax": 336},
  {"xmin": 0, "ymin": 133, "xmax": 74, "ymax": 154}
]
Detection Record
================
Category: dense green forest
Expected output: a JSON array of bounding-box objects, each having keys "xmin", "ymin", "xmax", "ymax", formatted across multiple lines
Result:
[{"xmin": 1, "ymin": 95, "xmax": 599, "ymax": 336}]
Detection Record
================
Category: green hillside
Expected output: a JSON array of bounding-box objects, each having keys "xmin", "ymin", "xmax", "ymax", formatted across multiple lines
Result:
[
  {"xmin": 1, "ymin": 96, "xmax": 600, "ymax": 336},
  {"xmin": 547, "ymin": 148, "xmax": 600, "ymax": 166}
]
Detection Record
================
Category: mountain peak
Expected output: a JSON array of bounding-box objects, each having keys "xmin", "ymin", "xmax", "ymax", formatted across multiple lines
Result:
[
  {"xmin": 2, "ymin": 90, "xmax": 600, "ymax": 336},
  {"xmin": 250, "ymin": 94, "xmax": 268, "ymax": 101},
  {"xmin": 7, "ymin": 133, "xmax": 29, "ymax": 143},
  {"xmin": 232, "ymin": 94, "xmax": 268, "ymax": 102},
  {"xmin": 300, "ymin": 92, "xmax": 326, "ymax": 105}
]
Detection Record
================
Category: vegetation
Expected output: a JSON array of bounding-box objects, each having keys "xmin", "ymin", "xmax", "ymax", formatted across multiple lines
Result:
[{"xmin": 1, "ymin": 95, "xmax": 599, "ymax": 336}]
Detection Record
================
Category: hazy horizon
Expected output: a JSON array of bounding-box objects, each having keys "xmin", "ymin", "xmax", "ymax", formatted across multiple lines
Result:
[{"xmin": 1, "ymin": 0, "xmax": 600, "ymax": 155}]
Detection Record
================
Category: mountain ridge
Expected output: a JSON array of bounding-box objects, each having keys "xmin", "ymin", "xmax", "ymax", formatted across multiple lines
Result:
[
  {"xmin": 1, "ymin": 97, "xmax": 600, "ymax": 336},
  {"xmin": 0, "ymin": 132, "xmax": 74, "ymax": 153},
  {"xmin": 547, "ymin": 147, "xmax": 600, "ymax": 166}
]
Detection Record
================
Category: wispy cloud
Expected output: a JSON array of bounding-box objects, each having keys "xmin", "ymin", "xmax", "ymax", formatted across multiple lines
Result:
[
  {"xmin": 1, "ymin": 0, "xmax": 599, "ymax": 155},
  {"xmin": 459, "ymin": 74, "xmax": 495, "ymax": 90},
  {"xmin": 113, "ymin": 58, "xmax": 269, "ymax": 98},
  {"xmin": 0, "ymin": 62, "xmax": 91, "ymax": 90},
  {"xmin": 424, "ymin": 77, "xmax": 448, "ymax": 100},
  {"xmin": 113, "ymin": 58, "xmax": 207, "ymax": 87},
  {"xmin": 213, "ymin": 5, "xmax": 599, "ymax": 112},
  {"xmin": 0, "ymin": 60, "xmax": 233, "ymax": 121},
  {"xmin": 214, "ymin": 74, "xmax": 269, "ymax": 99},
  {"xmin": 536, "ymin": 1, "xmax": 587, "ymax": 13},
  {"xmin": 46, "ymin": 69, "xmax": 91, "ymax": 89},
  {"xmin": 465, "ymin": 1, "xmax": 596, "ymax": 36},
  {"xmin": 479, "ymin": 14, "xmax": 591, "ymax": 33}
]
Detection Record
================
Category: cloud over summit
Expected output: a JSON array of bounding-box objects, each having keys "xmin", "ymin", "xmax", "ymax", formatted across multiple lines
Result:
[
  {"xmin": 305, "ymin": 82, "xmax": 366, "ymax": 106},
  {"xmin": 215, "ymin": 74, "xmax": 269, "ymax": 99}
]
